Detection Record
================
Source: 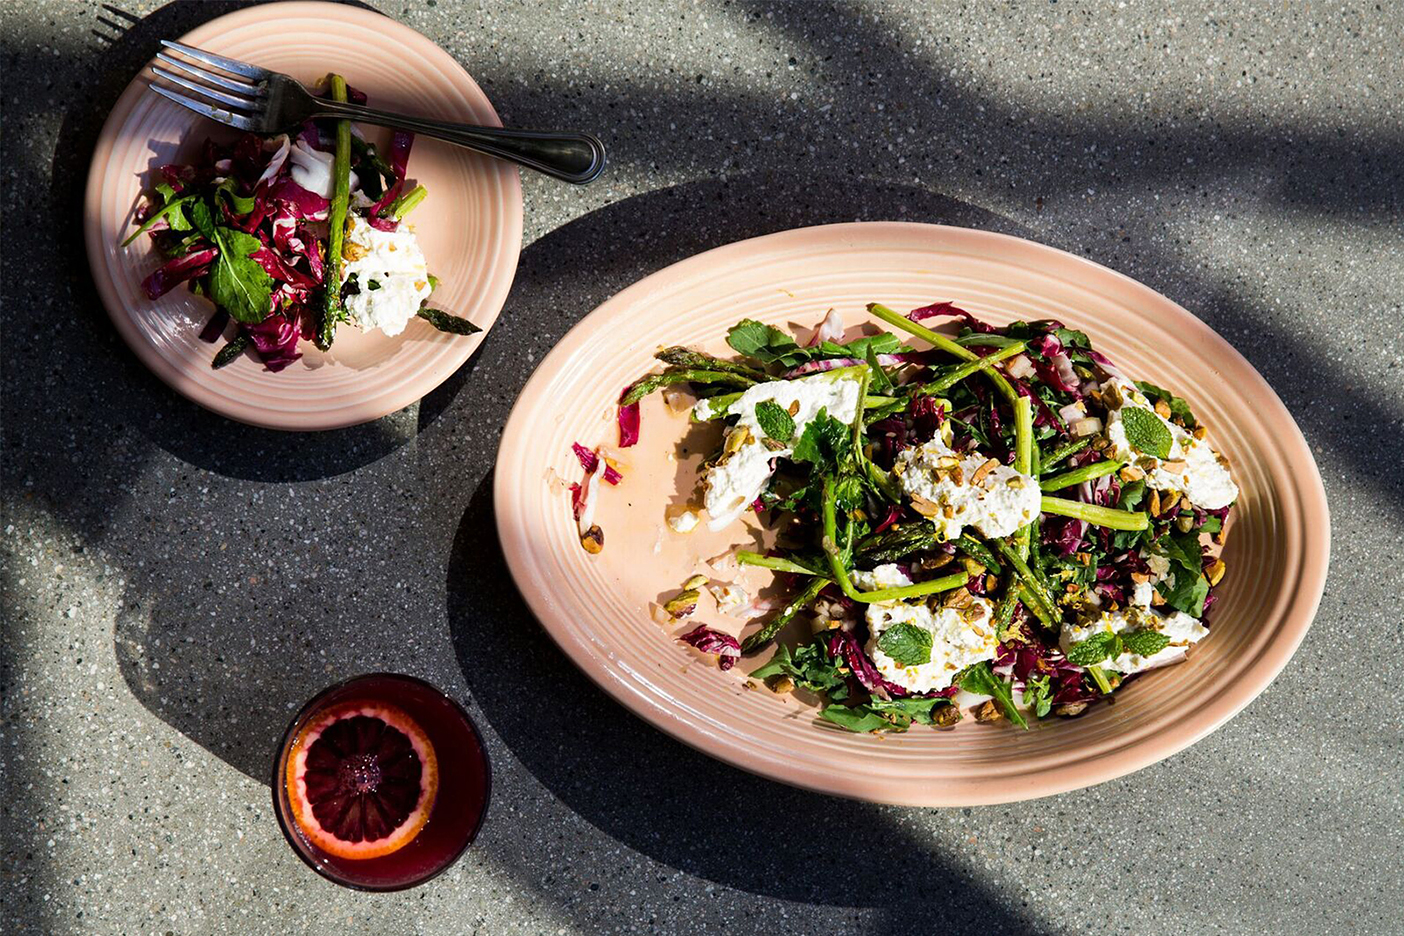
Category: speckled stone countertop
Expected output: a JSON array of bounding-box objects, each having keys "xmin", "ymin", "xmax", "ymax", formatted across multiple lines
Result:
[{"xmin": 3, "ymin": 1, "xmax": 1402, "ymax": 933}]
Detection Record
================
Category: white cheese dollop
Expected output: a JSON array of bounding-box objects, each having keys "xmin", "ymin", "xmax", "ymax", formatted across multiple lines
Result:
[
  {"xmin": 894, "ymin": 437, "xmax": 1041, "ymax": 541},
  {"xmin": 667, "ymin": 509, "xmax": 701, "ymax": 533},
  {"xmin": 707, "ymin": 582, "xmax": 749, "ymax": 614},
  {"xmin": 340, "ymin": 215, "xmax": 432, "ymax": 337},
  {"xmin": 288, "ymin": 137, "xmax": 358, "ymax": 199},
  {"xmin": 853, "ymin": 565, "xmax": 1000, "ymax": 693},
  {"xmin": 1103, "ymin": 380, "xmax": 1238, "ymax": 510},
  {"xmin": 701, "ymin": 370, "xmax": 862, "ymax": 531},
  {"xmin": 1059, "ymin": 606, "xmax": 1209, "ymax": 676}
]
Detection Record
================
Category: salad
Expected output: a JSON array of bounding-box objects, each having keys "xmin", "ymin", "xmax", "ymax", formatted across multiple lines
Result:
[
  {"xmin": 123, "ymin": 73, "xmax": 477, "ymax": 372},
  {"xmin": 574, "ymin": 301, "xmax": 1237, "ymax": 732}
]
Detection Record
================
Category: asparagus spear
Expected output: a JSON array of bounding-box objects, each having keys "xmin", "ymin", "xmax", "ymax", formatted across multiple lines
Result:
[
  {"xmin": 620, "ymin": 369, "xmax": 755, "ymax": 406},
  {"xmin": 389, "ymin": 184, "xmax": 427, "ymax": 220},
  {"xmin": 1040, "ymin": 495, "xmax": 1149, "ymax": 531},
  {"xmin": 740, "ymin": 576, "xmax": 829, "ymax": 653},
  {"xmin": 1039, "ymin": 460, "xmax": 1123, "ymax": 492},
  {"xmin": 416, "ymin": 308, "xmax": 481, "ymax": 335},
  {"xmin": 316, "ymin": 74, "xmax": 352, "ymax": 351},
  {"xmin": 211, "ymin": 333, "xmax": 250, "ymax": 369},
  {"xmin": 655, "ymin": 347, "xmax": 768, "ymax": 380}
]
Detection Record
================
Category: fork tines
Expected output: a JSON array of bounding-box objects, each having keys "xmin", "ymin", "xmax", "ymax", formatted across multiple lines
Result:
[{"xmin": 147, "ymin": 40, "xmax": 271, "ymax": 131}]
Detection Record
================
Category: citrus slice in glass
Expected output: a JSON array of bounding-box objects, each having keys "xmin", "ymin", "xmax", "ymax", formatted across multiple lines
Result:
[{"xmin": 284, "ymin": 701, "xmax": 439, "ymax": 860}]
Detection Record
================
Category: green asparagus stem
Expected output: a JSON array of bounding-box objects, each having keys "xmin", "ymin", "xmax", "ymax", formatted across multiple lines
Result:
[
  {"xmin": 916, "ymin": 342, "xmax": 1027, "ymax": 397},
  {"xmin": 1038, "ymin": 460, "xmax": 1124, "ymax": 492},
  {"xmin": 866, "ymin": 303, "xmax": 1020, "ymax": 405},
  {"xmin": 1013, "ymin": 395, "xmax": 1035, "ymax": 560},
  {"xmin": 855, "ymin": 524, "xmax": 939, "ymax": 564},
  {"xmin": 955, "ymin": 534, "xmax": 1003, "ymax": 574},
  {"xmin": 389, "ymin": 184, "xmax": 427, "ymax": 220},
  {"xmin": 316, "ymin": 74, "xmax": 353, "ymax": 351},
  {"xmin": 350, "ymin": 134, "xmax": 395, "ymax": 180},
  {"xmin": 955, "ymin": 333, "xmax": 1024, "ymax": 348},
  {"xmin": 621, "ymin": 369, "xmax": 756, "ymax": 405},
  {"xmin": 1041, "ymin": 437, "xmax": 1090, "ymax": 471},
  {"xmin": 735, "ymin": 551, "xmax": 825, "ymax": 575},
  {"xmin": 1016, "ymin": 583, "xmax": 1059, "ymax": 631},
  {"xmin": 695, "ymin": 391, "xmax": 895, "ymax": 421},
  {"xmin": 1039, "ymin": 495, "xmax": 1149, "ymax": 531},
  {"xmin": 991, "ymin": 538, "xmax": 1060, "ymax": 627},
  {"xmin": 821, "ymin": 476, "xmax": 968, "ymax": 603},
  {"xmin": 1087, "ymin": 664, "xmax": 1115, "ymax": 694},
  {"xmin": 655, "ymin": 347, "xmax": 768, "ymax": 380},
  {"xmin": 740, "ymin": 575, "xmax": 829, "ymax": 653},
  {"xmin": 416, "ymin": 308, "xmax": 481, "ymax": 335},
  {"xmin": 211, "ymin": 333, "xmax": 249, "ymax": 369}
]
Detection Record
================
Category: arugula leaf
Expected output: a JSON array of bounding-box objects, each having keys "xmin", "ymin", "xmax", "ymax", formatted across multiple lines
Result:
[
  {"xmin": 1160, "ymin": 570, "xmax": 1209, "ymax": 617},
  {"xmin": 748, "ymin": 639, "xmax": 847, "ymax": 696},
  {"xmin": 1022, "ymin": 674, "xmax": 1053, "ymax": 718},
  {"xmin": 1198, "ymin": 516, "xmax": 1222, "ymax": 534},
  {"xmin": 1065, "ymin": 631, "xmax": 1122, "ymax": 666},
  {"xmin": 865, "ymin": 340, "xmax": 895, "ymax": 393},
  {"xmin": 819, "ymin": 704, "xmax": 896, "ymax": 733},
  {"xmin": 726, "ymin": 319, "xmax": 802, "ymax": 365},
  {"xmin": 1120, "ymin": 407, "xmax": 1173, "ymax": 459},
  {"xmin": 189, "ymin": 199, "xmax": 218, "ymax": 242},
  {"xmin": 754, "ymin": 400, "xmax": 795, "ymax": 443},
  {"xmin": 868, "ymin": 696, "xmax": 948, "ymax": 724},
  {"xmin": 875, "ymin": 623, "xmax": 933, "ymax": 667},
  {"xmin": 209, "ymin": 226, "xmax": 273, "ymax": 323},
  {"xmin": 791, "ymin": 410, "xmax": 852, "ymax": 474},
  {"xmin": 1053, "ymin": 327, "xmax": 1091, "ymax": 349},
  {"xmin": 1122, "ymin": 629, "xmax": 1172, "ymax": 657},
  {"xmin": 1134, "ymin": 380, "xmax": 1198, "ymax": 428},
  {"xmin": 956, "ymin": 661, "xmax": 1028, "ymax": 729},
  {"xmin": 214, "ymin": 178, "xmax": 256, "ymax": 215}
]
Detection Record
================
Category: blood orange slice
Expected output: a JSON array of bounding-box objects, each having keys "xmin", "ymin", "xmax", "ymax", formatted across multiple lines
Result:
[{"xmin": 285, "ymin": 701, "xmax": 439, "ymax": 860}]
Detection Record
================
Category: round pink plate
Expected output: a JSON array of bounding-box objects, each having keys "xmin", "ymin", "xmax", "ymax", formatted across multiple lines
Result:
[
  {"xmin": 84, "ymin": 2, "xmax": 522, "ymax": 430},
  {"xmin": 495, "ymin": 221, "xmax": 1330, "ymax": 806}
]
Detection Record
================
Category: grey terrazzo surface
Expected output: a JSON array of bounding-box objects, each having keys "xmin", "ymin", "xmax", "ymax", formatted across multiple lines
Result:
[{"xmin": 3, "ymin": 0, "xmax": 1402, "ymax": 933}]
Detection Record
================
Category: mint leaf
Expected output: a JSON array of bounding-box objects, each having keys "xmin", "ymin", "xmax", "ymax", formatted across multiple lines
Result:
[
  {"xmin": 726, "ymin": 319, "xmax": 801, "ymax": 365},
  {"xmin": 1066, "ymin": 631, "xmax": 1121, "ymax": 666},
  {"xmin": 1122, "ymin": 629, "xmax": 1172, "ymax": 657},
  {"xmin": 1160, "ymin": 570, "xmax": 1209, "ymax": 617},
  {"xmin": 819, "ymin": 704, "xmax": 897, "ymax": 733},
  {"xmin": 955, "ymin": 661, "xmax": 1028, "ymax": 729},
  {"xmin": 754, "ymin": 400, "xmax": 795, "ymax": 443},
  {"xmin": 209, "ymin": 226, "xmax": 273, "ymax": 324},
  {"xmin": 1158, "ymin": 532, "xmax": 1203, "ymax": 575},
  {"xmin": 1120, "ymin": 407, "xmax": 1173, "ymax": 459},
  {"xmin": 1134, "ymin": 380, "xmax": 1198, "ymax": 428},
  {"xmin": 876, "ymin": 623, "xmax": 932, "ymax": 667}
]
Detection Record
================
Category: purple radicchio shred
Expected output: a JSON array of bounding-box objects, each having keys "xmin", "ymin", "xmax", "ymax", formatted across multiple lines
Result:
[
  {"xmin": 244, "ymin": 312, "xmax": 308, "ymax": 373},
  {"xmin": 678, "ymin": 625, "xmax": 742, "ymax": 670},
  {"xmin": 907, "ymin": 300, "xmax": 998, "ymax": 334},
  {"xmin": 1042, "ymin": 516, "xmax": 1087, "ymax": 558},
  {"xmin": 369, "ymin": 131, "xmax": 415, "ymax": 218},
  {"xmin": 571, "ymin": 443, "xmax": 623, "ymax": 485},
  {"xmin": 909, "ymin": 395, "xmax": 944, "ymax": 444},
  {"xmin": 198, "ymin": 309, "xmax": 230, "ymax": 343},
  {"xmin": 617, "ymin": 401, "xmax": 641, "ymax": 448},
  {"xmin": 141, "ymin": 247, "xmax": 218, "ymax": 300}
]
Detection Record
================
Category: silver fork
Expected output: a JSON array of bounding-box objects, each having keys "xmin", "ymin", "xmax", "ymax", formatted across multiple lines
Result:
[{"xmin": 149, "ymin": 40, "xmax": 606, "ymax": 184}]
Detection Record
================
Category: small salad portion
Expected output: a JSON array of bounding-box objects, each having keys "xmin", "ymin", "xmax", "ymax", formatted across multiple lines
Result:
[
  {"xmin": 123, "ymin": 73, "xmax": 477, "ymax": 372},
  {"xmin": 581, "ymin": 301, "xmax": 1237, "ymax": 733}
]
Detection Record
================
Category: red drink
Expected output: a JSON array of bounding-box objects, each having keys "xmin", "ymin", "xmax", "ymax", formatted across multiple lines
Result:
[{"xmin": 272, "ymin": 673, "xmax": 490, "ymax": 890}]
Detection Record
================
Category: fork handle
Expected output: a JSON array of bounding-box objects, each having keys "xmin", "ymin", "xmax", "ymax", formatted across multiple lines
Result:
[{"xmin": 315, "ymin": 100, "xmax": 605, "ymax": 184}]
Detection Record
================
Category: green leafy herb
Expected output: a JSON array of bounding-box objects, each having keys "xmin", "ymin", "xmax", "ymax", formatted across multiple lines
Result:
[
  {"xmin": 367, "ymin": 279, "xmax": 381, "ymax": 291},
  {"xmin": 875, "ymin": 623, "xmax": 933, "ymax": 667},
  {"xmin": 1159, "ymin": 531, "xmax": 1204, "ymax": 575},
  {"xmin": 1134, "ymin": 380, "xmax": 1198, "ymax": 428},
  {"xmin": 214, "ymin": 178, "xmax": 256, "ymax": 215},
  {"xmin": 1120, "ymin": 407, "xmax": 1173, "ymax": 459},
  {"xmin": 819, "ymin": 704, "xmax": 893, "ymax": 733},
  {"xmin": 1160, "ymin": 570, "xmax": 1209, "ymax": 617},
  {"xmin": 187, "ymin": 202, "xmax": 272, "ymax": 324},
  {"xmin": 1122, "ymin": 629, "xmax": 1172, "ymax": 657},
  {"xmin": 1118, "ymin": 479, "xmax": 1147, "ymax": 510},
  {"xmin": 748, "ymin": 638, "xmax": 848, "ymax": 697},
  {"xmin": 1023, "ymin": 674, "xmax": 1053, "ymax": 718},
  {"xmin": 955, "ymin": 661, "xmax": 1028, "ymax": 729},
  {"xmin": 864, "ymin": 341, "xmax": 895, "ymax": 393},
  {"xmin": 1053, "ymin": 326, "xmax": 1091, "ymax": 349},
  {"xmin": 726, "ymin": 319, "xmax": 803, "ymax": 365},
  {"xmin": 754, "ymin": 400, "xmax": 796, "ymax": 443},
  {"xmin": 791, "ymin": 410, "xmax": 852, "ymax": 475},
  {"xmin": 1066, "ymin": 631, "xmax": 1122, "ymax": 666}
]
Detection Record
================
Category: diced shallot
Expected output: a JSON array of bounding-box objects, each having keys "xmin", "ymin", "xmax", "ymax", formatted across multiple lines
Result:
[
  {"xmin": 1070, "ymin": 416, "xmax": 1103, "ymax": 437},
  {"xmin": 1058, "ymin": 401, "xmax": 1086, "ymax": 424},
  {"xmin": 1005, "ymin": 353, "xmax": 1036, "ymax": 380}
]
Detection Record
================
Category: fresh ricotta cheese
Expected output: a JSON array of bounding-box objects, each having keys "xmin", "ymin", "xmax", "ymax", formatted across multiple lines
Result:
[
  {"xmin": 1059, "ymin": 606, "xmax": 1209, "ymax": 676},
  {"xmin": 853, "ymin": 564, "xmax": 1000, "ymax": 693},
  {"xmin": 894, "ymin": 437, "xmax": 1041, "ymax": 541},
  {"xmin": 340, "ymin": 215, "xmax": 432, "ymax": 337},
  {"xmin": 701, "ymin": 370, "xmax": 862, "ymax": 530},
  {"xmin": 1102, "ymin": 380, "xmax": 1238, "ymax": 510}
]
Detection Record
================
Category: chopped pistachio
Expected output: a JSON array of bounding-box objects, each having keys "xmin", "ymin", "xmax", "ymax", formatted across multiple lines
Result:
[{"xmin": 580, "ymin": 525, "xmax": 604, "ymax": 554}]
